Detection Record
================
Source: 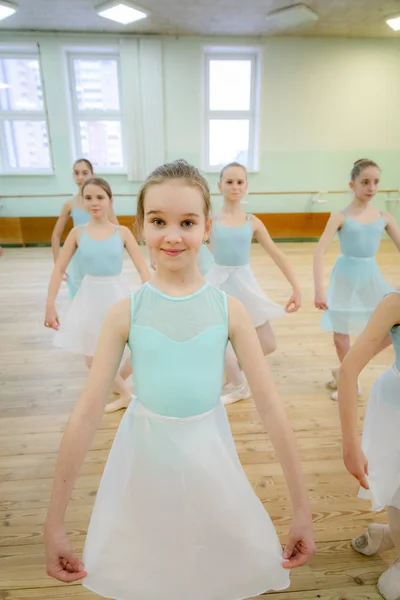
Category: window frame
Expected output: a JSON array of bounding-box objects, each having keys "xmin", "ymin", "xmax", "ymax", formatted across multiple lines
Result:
[
  {"xmin": 66, "ymin": 50, "xmax": 126, "ymax": 175},
  {"xmin": 0, "ymin": 48, "xmax": 54, "ymax": 176},
  {"xmin": 203, "ymin": 46, "xmax": 261, "ymax": 173}
]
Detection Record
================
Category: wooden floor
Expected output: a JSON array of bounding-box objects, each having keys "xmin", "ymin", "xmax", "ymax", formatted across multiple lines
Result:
[{"xmin": 0, "ymin": 242, "xmax": 398, "ymax": 600}]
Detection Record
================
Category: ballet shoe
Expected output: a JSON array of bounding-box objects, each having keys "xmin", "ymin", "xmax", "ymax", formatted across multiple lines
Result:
[{"xmin": 352, "ymin": 524, "xmax": 394, "ymax": 556}]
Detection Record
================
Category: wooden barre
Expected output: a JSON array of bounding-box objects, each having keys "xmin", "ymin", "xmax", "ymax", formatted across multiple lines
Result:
[{"xmin": 1, "ymin": 189, "xmax": 398, "ymax": 200}]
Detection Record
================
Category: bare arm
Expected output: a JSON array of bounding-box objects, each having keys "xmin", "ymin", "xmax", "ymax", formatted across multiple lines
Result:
[
  {"xmin": 253, "ymin": 217, "xmax": 299, "ymax": 291},
  {"xmin": 313, "ymin": 212, "xmax": 344, "ymax": 309},
  {"xmin": 44, "ymin": 299, "xmax": 130, "ymax": 581},
  {"xmin": 45, "ymin": 230, "xmax": 78, "ymax": 329},
  {"xmin": 46, "ymin": 300, "xmax": 129, "ymax": 527},
  {"xmin": 228, "ymin": 296, "xmax": 315, "ymax": 567},
  {"xmin": 120, "ymin": 226, "xmax": 151, "ymax": 283},
  {"xmin": 384, "ymin": 211, "xmax": 400, "ymax": 253},
  {"xmin": 51, "ymin": 201, "xmax": 73, "ymax": 263},
  {"xmin": 338, "ymin": 293, "xmax": 400, "ymax": 487},
  {"xmin": 108, "ymin": 205, "xmax": 119, "ymax": 225}
]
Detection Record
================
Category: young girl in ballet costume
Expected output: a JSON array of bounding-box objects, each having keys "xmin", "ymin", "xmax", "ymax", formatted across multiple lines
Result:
[
  {"xmin": 44, "ymin": 159, "xmax": 315, "ymax": 600},
  {"xmin": 206, "ymin": 162, "xmax": 301, "ymax": 405},
  {"xmin": 314, "ymin": 158, "xmax": 400, "ymax": 400},
  {"xmin": 51, "ymin": 159, "xmax": 119, "ymax": 299},
  {"xmin": 44, "ymin": 177, "xmax": 150, "ymax": 412},
  {"xmin": 338, "ymin": 291, "xmax": 400, "ymax": 600}
]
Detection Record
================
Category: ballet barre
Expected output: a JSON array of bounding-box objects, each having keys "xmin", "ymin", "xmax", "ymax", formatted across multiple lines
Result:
[{"xmin": 1, "ymin": 189, "xmax": 399, "ymax": 199}]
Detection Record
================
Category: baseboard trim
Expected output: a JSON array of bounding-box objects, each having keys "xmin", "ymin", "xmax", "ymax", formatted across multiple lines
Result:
[{"xmin": 0, "ymin": 213, "xmax": 329, "ymax": 245}]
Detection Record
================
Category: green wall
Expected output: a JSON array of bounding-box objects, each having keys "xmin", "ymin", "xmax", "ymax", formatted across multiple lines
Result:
[{"xmin": 1, "ymin": 33, "xmax": 400, "ymax": 218}]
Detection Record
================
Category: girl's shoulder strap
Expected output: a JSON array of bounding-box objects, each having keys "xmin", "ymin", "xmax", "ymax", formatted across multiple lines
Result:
[
  {"xmin": 127, "ymin": 285, "xmax": 149, "ymax": 347},
  {"xmin": 75, "ymin": 223, "xmax": 86, "ymax": 243}
]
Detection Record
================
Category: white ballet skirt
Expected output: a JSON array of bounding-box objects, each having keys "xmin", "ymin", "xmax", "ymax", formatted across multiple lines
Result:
[
  {"xmin": 83, "ymin": 397, "xmax": 290, "ymax": 600},
  {"xmin": 54, "ymin": 274, "xmax": 130, "ymax": 357},
  {"xmin": 358, "ymin": 364, "xmax": 400, "ymax": 512},
  {"xmin": 206, "ymin": 264, "xmax": 285, "ymax": 327}
]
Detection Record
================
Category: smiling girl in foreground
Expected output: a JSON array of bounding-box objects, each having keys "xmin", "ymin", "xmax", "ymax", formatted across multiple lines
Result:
[
  {"xmin": 44, "ymin": 160, "xmax": 314, "ymax": 600},
  {"xmin": 44, "ymin": 177, "xmax": 150, "ymax": 411}
]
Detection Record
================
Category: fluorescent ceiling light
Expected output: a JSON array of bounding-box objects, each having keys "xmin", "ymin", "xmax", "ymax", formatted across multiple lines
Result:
[
  {"xmin": 0, "ymin": 83, "xmax": 12, "ymax": 89},
  {"xmin": 0, "ymin": 0, "xmax": 17, "ymax": 21},
  {"xmin": 387, "ymin": 16, "xmax": 400, "ymax": 31},
  {"xmin": 266, "ymin": 3, "xmax": 318, "ymax": 30},
  {"xmin": 96, "ymin": 1, "xmax": 148, "ymax": 25}
]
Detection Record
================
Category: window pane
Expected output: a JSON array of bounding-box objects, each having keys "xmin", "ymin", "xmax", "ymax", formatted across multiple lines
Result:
[
  {"xmin": 73, "ymin": 59, "xmax": 120, "ymax": 111},
  {"xmin": 209, "ymin": 119, "xmax": 249, "ymax": 168},
  {"xmin": 209, "ymin": 59, "xmax": 252, "ymax": 111},
  {"xmin": 0, "ymin": 58, "xmax": 43, "ymax": 111},
  {"xmin": 80, "ymin": 120, "xmax": 123, "ymax": 168},
  {"xmin": 3, "ymin": 120, "xmax": 51, "ymax": 169}
]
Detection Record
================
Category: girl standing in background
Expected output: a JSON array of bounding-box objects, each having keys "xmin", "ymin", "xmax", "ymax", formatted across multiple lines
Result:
[
  {"xmin": 51, "ymin": 159, "xmax": 119, "ymax": 299},
  {"xmin": 314, "ymin": 159, "xmax": 400, "ymax": 400},
  {"xmin": 207, "ymin": 162, "xmax": 301, "ymax": 405},
  {"xmin": 45, "ymin": 177, "xmax": 150, "ymax": 411}
]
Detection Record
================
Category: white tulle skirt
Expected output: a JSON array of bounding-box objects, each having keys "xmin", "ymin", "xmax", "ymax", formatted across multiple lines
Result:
[
  {"xmin": 320, "ymin": 255, "xmax": 393, "ymax": 335},
  {"xmin": 83, "ymin": 399, "xmax": 290, "ymax": 600},
  {"xmin": 206, "ymin": 264, "xmax": 285, "ymax": 327},
  {"xmin": 54, "ymin": 274, "xmax": 130, "ymax": 357},
  {"xmin": 358, "ymin": 364, "xmax": 400, "ymax": 512}
]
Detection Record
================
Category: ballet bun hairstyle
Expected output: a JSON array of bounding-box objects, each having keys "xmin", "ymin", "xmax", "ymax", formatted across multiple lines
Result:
[
  {"xmin": 134, "ymin": 159, "xmax": 211, "ymax": 239},
  {"xmin": 351, "ymin": 158, "xmax": 380, "ymax": 181},
  {"xmin": 81, "ymin": 177, "xmax": 113, "ymax": 200},
  {"xmin": 220, "ymin": 162, "xmax": 248, "ymax": 180},
  {"xmin": 73, "ymin": 158, "xmax": 94, "ymax": 174}
]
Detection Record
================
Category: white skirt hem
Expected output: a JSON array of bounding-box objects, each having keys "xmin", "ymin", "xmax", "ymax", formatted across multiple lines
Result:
[
  {"xmin": 206, "ymin": 264, "xmax": 285, "ymax": 327},
  {"xmin": 82, "ymin": 579, "xmax": 291, "ymax": 600},
  {"xmin": 54, "ymin": 274, "xmax": 130, "ymax": 357},
  {"xmin": 82, "ymin": 398, "xmax": 290, "ymax": 599}
]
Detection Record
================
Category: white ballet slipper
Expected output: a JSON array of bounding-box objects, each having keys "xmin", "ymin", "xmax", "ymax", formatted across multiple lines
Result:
[{"xmin": 352, "ymin": 524, "xmax": 394, "ymax": 556}]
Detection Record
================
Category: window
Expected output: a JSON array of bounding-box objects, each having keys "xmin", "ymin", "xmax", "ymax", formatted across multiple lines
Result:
[
  {"xmin": 204, "ymin": 48, "xmax": 260, "ymax": 172},
  {"xmin": 67, "ymin": 53, "xmax": 125, "ymax": 171},
  {"xmin": 0, "ymin": 52, "xmax": 52, "ymax": 173}
]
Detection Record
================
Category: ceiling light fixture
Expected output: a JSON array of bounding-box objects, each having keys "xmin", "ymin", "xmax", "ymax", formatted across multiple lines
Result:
[
  {"xmin": 386, "ymin": 15, "xmax": 400, "ymax": 31},
  {"xmin": 265, "ymin": 3, "xmax": 318, "ymax": 30},
  {"xmin": 96, "ymin": 1, "xmax": 148, "ymax": 25},
  {"xmin": 0, "ymin": 0, "xmax": 17, "ymax": 22}
]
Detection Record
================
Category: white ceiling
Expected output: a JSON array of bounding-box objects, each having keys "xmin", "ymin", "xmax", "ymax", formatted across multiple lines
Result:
[{"xmin": 0, "ymin": 0, "xmax": 400, "ymax": 37}]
